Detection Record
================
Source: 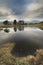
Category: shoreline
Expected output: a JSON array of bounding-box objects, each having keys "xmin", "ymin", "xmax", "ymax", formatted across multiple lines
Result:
[{"xmin": 0, "ymin": 24, "xmax": 43, "ymax": 30}]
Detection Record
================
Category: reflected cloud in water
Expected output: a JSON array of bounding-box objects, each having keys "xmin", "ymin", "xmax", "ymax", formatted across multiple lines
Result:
[
  {"xmin": 0, "ymin": 26, "xmax": 43, "ymax": 57},
  {"xmin": 11, "ymin": 27, "xmax": 43, "ymax": 57},
  {"xmin": 3, "ymin": 26, "xmax": 24, "ymax": 33},
  {"xmin": 18, "ymin": 26, "xmax": 24, "ymax": 31}
]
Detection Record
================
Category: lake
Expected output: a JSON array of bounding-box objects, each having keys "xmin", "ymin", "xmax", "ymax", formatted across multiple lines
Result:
[{"xmin": 0, "ymin": 26, "xmax": 43, "ymax": 56}]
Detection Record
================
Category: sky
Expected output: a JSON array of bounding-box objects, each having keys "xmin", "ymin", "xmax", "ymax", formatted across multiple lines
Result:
[{"xmin": 0, "ymin": 0, "xmax": 43, "ymax": 22}]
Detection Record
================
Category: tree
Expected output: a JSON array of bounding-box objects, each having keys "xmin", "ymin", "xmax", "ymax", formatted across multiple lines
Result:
[
  {"xmin": 18, "ymin": 20, "xmax": 24, "ymax": 25},
  {"xmin": 3, "ymin": 20, "xmax": 9, "ymax": 25},
  {"xmin": 13, "ymin": 20, "xmax": 17, "ymax": 25}
]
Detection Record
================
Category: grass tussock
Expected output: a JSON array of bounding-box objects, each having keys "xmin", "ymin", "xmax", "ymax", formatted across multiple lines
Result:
[{"xmin": 0, "ymin": 43, "xmax": 43, "ymax": 65}]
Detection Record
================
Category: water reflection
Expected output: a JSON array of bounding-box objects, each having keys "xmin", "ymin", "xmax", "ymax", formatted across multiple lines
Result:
[
  {"xmin": 14, "ymin": 27, "xmax": 17, "ymax": 32},
  {"xmin": 4, "ymin": 28, "xmax": 9, "ymax": 33},
  {"xmin": 13, "ymin": 26, "xmax": 24, "ymax": 32},
  {"xmin": 3, "ymin": 26, "xmax": 24, "ymax": 33},
  {"xmin": 18, "ymin": 26, "xmax": 24, "ymax": 31},
  {"xmin": 11, "ymin": 27, "xmax": 43, "ymax": 57},
  {"xmin": 11, "ymin": 42, "xmax": 36, "ymax": 57},
  {"xmin": 0, "ymin": 26, "xmax": 43, "ymax": 57}
]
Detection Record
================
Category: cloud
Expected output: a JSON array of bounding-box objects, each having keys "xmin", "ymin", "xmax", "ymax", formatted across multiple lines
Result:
[
  {"xmin": 21, "ymin": 0, "xmax": 43, "ymax": 21},
  {"xmin": 0, "ymin": 0, "xmax": 43, "ymax": 22},
  {"xmin": 36, "ymin": 0, "xmax": 43, "ymax": 4},
  {"xmin": 0, "ymin": 6, "xmax": 18, "ymax": 21},
  {"xmin": 0, "ymin": 0, "xmax": 26, "ymax": 15},
  {"xmin": 27, "ymin": 3, "xmax": 42, "ymax": 11}
]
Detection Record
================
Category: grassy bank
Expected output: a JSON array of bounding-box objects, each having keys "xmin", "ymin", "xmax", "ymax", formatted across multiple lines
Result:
[
  {"xmin": 0, "ymin": 42, "xmax": 43, "ymax": 65},
  {"xmin": 0, "ymin": 23, "xmax": 43, "ymax": 30},
  {"xmin": 28, "ymin": 23, "xmax": 43, "ymax": 29},
  {"xmin": 0, "ymin": 43, "xmax": 30, "ymax": 65},
  {"xmin": 0, "ymin": 25, "xmax": 15, "ymax": 28}
]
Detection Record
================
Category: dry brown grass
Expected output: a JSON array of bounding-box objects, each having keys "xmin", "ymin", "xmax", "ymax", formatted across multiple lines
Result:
[{"xmin": 0, "ymin": 43, "xmax": 43, "ymax": 65}]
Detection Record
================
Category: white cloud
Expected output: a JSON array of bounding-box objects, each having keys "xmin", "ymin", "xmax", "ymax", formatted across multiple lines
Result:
[
  {"xmin": 27, "ymin": 3, "xmax": 42, "ymax": 11},
  {"xmin": 0, "ymin": 6, "xmax": 18, "ymax": 21},
  {"xmin": 21, "ymin": 1, "xmax": 43, "ymax": 21},
  {"xmin": 0, "ymin": 7, "xmax": 11, "ymax": 15},
  {"xmin": 0, "ymin": 0, "xmax": 43, "ymax": 22}
]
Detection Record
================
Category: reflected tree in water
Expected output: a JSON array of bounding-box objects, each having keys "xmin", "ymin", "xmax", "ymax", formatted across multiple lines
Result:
[
  {"xmin": 18, "ymin": 26, "xmax": 24, "ymax": 31},
  {"xmin": 4, "ymin": 28, "xmax": 9, "ymax": 33},
  {"xmin": 14, "ymin": 27, "xmax": 17, "ymax": 32}
]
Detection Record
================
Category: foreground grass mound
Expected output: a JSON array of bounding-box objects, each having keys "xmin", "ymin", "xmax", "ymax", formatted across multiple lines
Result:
[
  {"xmin": 0, "ymin": 43, "xmax": 43, "ymax": 65},
  {"xmin": 0, "ymin": 43, "xmax": 30, "ymax": 65}
]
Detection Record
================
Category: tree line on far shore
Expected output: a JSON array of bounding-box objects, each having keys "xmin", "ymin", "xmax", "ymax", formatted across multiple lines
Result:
[
  {"xmin": 3, "ymin": 19, "xmax": 43, "ymax": 25},
  {"xmin": 3, "ymin": 20, "xmax": 26, "ymax": 25}
]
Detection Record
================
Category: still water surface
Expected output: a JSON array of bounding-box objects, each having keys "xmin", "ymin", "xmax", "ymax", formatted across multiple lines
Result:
[
  {"xmin": 0, "ymin": 26, "xmax": 43, "ymax": 45},
  {"xmin": 0, "ymin": 26, "xmax": 43, "ymax": 56}
]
